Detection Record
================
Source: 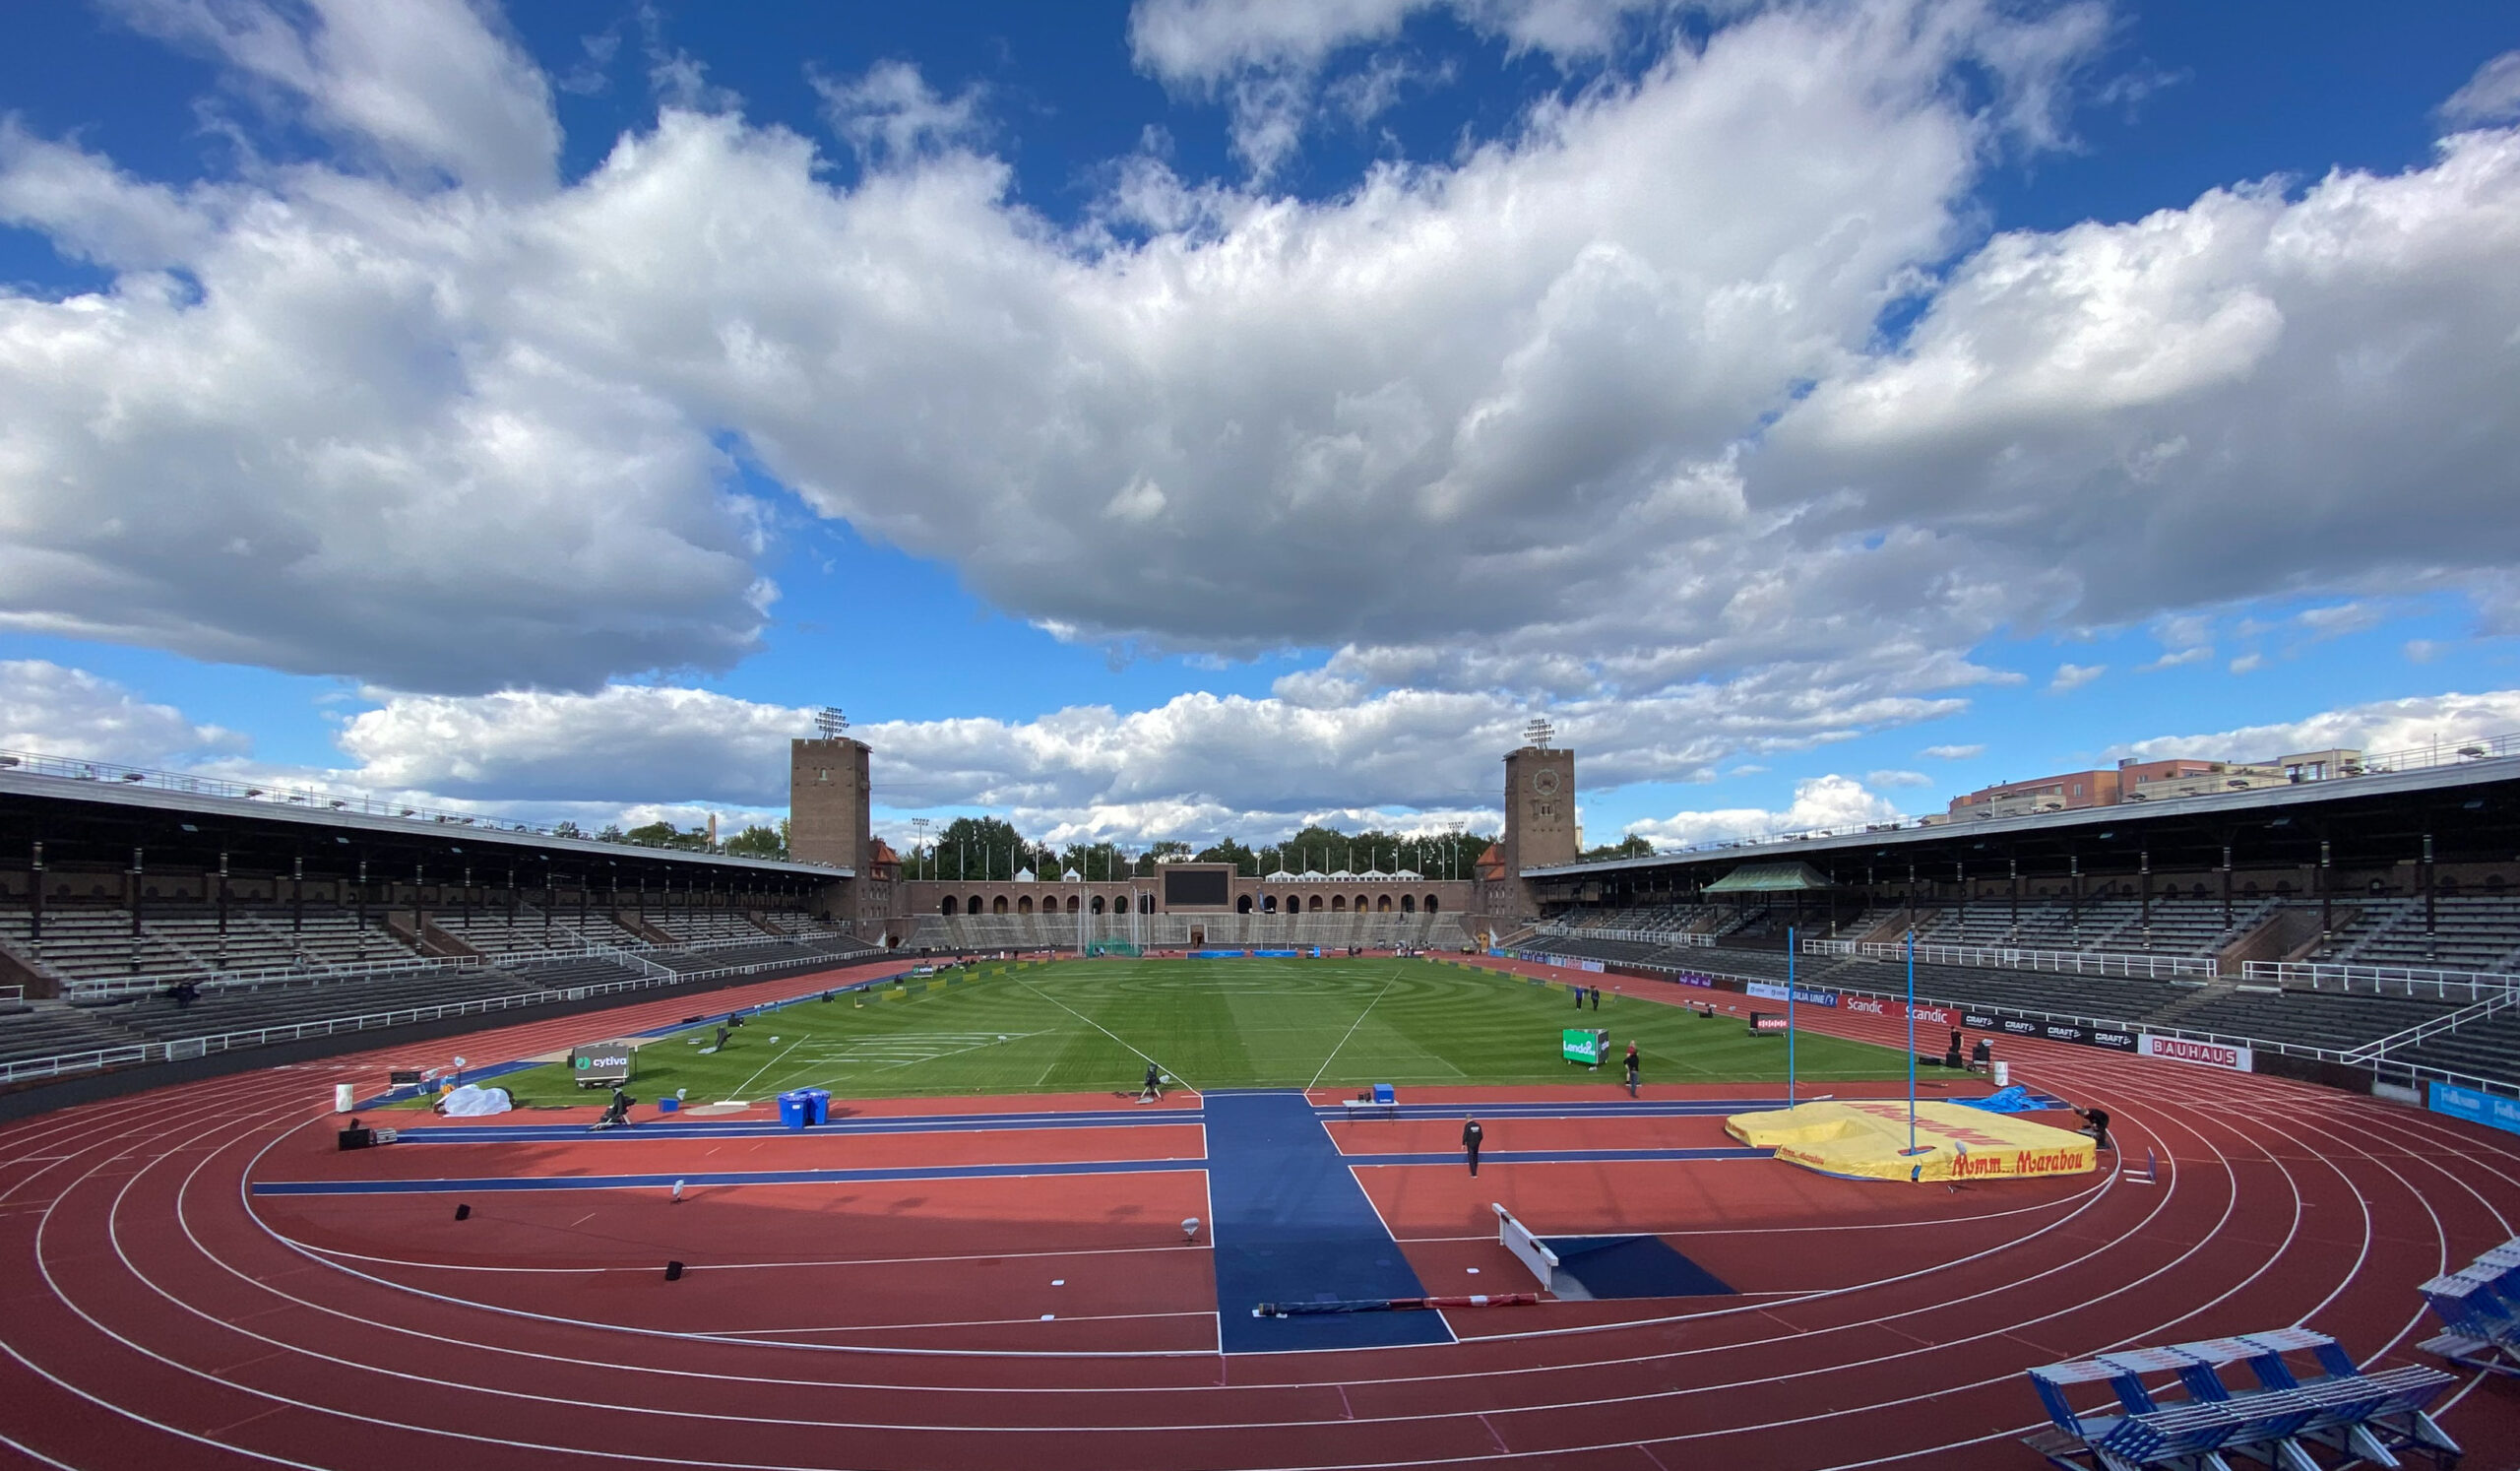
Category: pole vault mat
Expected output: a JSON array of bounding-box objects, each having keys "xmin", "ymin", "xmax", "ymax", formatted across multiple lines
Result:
[
  {"xmin": 1725, "ymin": 1099, "xmax": 2096, "ymax": 1183},
  {"xmin": 1537, "ymin": 1235, "xmax": 1735, "ymax": 1301}
]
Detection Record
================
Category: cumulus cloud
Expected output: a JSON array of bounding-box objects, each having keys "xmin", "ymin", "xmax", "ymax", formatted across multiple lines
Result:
[
  {"xmin": 2048, "ymin": 662, "xmax": 2106, "ymax": 691},
  {"xmin": 2442, "ymin": 50, "xmax": 2520, "ymax": 128},
  {"xmin": 1624, "ymin": 773, "xmax": 1905, "ymax": 848},
  {"xmin": 2110, "ymin": 689, "xmax": 2520, "ymax": 765},
  {"xmin": 0, "ymin": 660, "xmax": 243, "ymax": 764},
  {"xmin": 0, "ymin": 0, "xmax": 2515, "ymax": 812}
]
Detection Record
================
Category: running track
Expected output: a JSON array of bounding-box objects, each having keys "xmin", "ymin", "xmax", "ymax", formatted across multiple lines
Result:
[{"xmin": 1, "ymin": 954, "xmax": 2516, "ymax": 1469}]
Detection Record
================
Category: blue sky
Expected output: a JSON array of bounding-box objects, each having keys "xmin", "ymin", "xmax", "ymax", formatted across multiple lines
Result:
[{"xmin": 1, "ymin": 0, "xmax": 2516, "ymax": 852}]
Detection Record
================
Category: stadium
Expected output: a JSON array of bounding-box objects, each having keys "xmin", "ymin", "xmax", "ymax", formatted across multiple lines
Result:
[
  {"xmin": 5, "ymin": 3, "xmax": 2520, "ymax": 1469},
  {"xmin": 0, "ymin": 724, "xmax": 2515, "ymax": 1468}
]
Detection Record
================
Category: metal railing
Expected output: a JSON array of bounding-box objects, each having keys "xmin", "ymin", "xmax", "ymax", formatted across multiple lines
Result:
[
  {"xmin": 2242, "ymin": 960, "xmax": 2519, "ymax": 1002},
  {"xmin": 0, "ymin": 745, "xmax": 841, "ymax": 867},
  {"xmin": 1799, "ymin": 938, "xmax": 1858, "ymax": 957},
  {"xmin": 1855, "ymin": 939, "xmax": 2217, "ymax": 981},
  {"xmin": 0, "ymin": 946, "xmax": 893, "ymax": 1087},
  {"xmin": 2339, "ymin": 988, "xmax": 2518, "ymax": 1064}
]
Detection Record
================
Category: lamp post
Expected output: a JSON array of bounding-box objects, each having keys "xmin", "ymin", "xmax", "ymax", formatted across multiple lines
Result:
[{"xmin": 912, "ymin": 817, "xmax": 931, "ymax": 881}]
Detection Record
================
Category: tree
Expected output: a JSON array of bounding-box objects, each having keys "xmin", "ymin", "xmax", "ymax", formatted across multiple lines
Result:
[
  {"xmin": 724, "ymin": 824, "xmax": 787, "ymax": 859},
  {"xmin": 552, "ymin": 820, "xmax": 584, "ymax": 839},
  {"xmin": 928, "ymin": 815, "xmax": 1030, "ymax": 881},
  {"xmin": 1577, "ymin": 834, "xmax": 1656, "ymax": 863},
  {"xmin": 1194, "ymin": 837, "xmax": 1259, "ymax": 875}
]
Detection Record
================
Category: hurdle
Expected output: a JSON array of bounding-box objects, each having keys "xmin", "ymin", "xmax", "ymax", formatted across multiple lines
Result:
[
  {"xmin": 1492, "ymin": 1202, "xmax": 1584, "ymax": 1300},
  {"xmin": 2022, "ymin": 1327, "xmax": 2461, "ymax": 1471},
  {"xmin": 2419, "ymin": 1235, "xmax": 2520, "ymax": 1376},
  {"xmin": 2121, "ymin": 1148, "xmax": 2159, "ymax": 1184}
]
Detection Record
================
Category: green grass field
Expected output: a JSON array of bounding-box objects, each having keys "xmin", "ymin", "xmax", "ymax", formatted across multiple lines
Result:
[{"xmin": 476, "ymin": 957, "xmax": 1912, "ymax": 1107}]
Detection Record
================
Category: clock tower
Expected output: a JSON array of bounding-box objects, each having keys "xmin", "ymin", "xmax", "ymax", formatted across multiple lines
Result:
[{"xmin": 1486, "ymin": 723, "xmax": 1575, "ymax": 918}]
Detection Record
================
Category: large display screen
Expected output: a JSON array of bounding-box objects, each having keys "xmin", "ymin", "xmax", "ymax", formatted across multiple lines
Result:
[{"xmin": 1163, "ymin": 865, "xmax": 1231, "ymax": 908}]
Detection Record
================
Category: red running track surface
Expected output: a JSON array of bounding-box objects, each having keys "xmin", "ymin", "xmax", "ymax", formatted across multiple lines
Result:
[{"xmin": 0, "ymin": 956, "xmax": 2516, "ymax": 1469}]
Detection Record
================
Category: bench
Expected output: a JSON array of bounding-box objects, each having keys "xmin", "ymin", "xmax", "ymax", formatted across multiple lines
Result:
[{"xmin": 2026, "ymin": 1328, "xmax": 2462, "ymax": 1470}]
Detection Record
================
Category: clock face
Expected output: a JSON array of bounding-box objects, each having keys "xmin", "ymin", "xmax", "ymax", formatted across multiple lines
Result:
[{"xmin": 1531, "ymin": 767, "xmax": 1561, "ymax": 797}]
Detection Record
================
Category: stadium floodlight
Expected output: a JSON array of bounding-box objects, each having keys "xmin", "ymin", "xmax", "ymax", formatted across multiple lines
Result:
[
  {"xmin": 1523, "ymin": 717, "xmax": 1554, "ymax": 748},
  {"xmin": 814, "ymin": 706, "xmax": 849, "ymax": 739}
]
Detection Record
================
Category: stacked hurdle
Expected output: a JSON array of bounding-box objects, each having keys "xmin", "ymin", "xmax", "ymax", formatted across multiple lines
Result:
[
  {"xmin": 2420, "ymin": 1235, "xmax": 2520, "ymax": 1376},
  {"xmin": 2022, "ymin": 1327, "xmax": 2462, "ymax": 1471}
]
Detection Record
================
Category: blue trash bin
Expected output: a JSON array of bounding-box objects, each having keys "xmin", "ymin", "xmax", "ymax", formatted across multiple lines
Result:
[
  {"xmin": 804, "ymin": 1089, "xmax": 831, "ymax": 1125},
  {"xmin": 778, "ymin": 1091, "xmax": 809, "ymax": 1130},
  {"xmin": 1372, "ymin": 1083, "xmax": 1396, "ymax": 1106}
]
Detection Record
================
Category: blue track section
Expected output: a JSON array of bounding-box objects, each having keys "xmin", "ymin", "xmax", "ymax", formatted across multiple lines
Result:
[
  {"xmin": 254, "ymin": 1157, "xmax": 1205, "ymax": 1194},
  {"xmin": 1203, "ymin": 1091, "xmax": 1452, "ymax": 1354},
  {"xmin": 393, "ymin": 1108, "xmax": 1204, "ymax": 1144}
]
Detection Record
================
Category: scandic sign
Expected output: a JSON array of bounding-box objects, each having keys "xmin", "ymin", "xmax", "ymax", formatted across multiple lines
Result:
[
  {"xmin": 1842, "ymin": 995, "xmax": 1958, "ymax": 1028},
  {"xmin": 2139, "ymin": 1034, "xmax": 2253, "ymax": 1071}
]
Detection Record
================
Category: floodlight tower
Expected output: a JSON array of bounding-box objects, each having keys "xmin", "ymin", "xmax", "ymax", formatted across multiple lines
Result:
[
  {"xmin": 814, "ymin": 706, "xmax": 849, "ymax": 740},
  {"xmin": 912, "ymin": 816, "xmax": 932, "ymax": 881},
  {"xmin": 1523, "ymin": 717, "xmax": 1555, "ymax": 749}
]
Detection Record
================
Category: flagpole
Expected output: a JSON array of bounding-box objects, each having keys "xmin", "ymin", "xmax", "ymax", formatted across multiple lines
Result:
[
  {"xmin": 1906, "ymin": 927, "xmax": 1919, "ymax": 1156},
  {"xmin": 1786, "ymin": 926, "xmax": 1796, "ymax": 1109}
]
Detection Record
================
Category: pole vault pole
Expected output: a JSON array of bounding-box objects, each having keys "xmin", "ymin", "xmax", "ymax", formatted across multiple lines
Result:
[
  {"xmin": 1786, "ymin": 925, "xmax": 1796, "ymax": 1108},
  {"xmin": 1907, "ymin": 927, "xmax": 1919, "ymax": 1156}
]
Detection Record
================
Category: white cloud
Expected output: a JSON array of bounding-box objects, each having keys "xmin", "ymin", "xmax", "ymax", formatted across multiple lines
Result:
[
  {"xmin": 2110, "ymin": 689, "xmax": 2520, "ymax": 765},
  {"xmin": 2138, "ymin": 647, "xmax": 2210, "ymax": 672},
  {"xmin": 0, "ymin": 660, "xmax": 243, "ymax": 764},
  {"xmin": 0, "ymin": 0, "xmax": 2513, "ymax": 806},
  {"xmin": 1624, "ymin": 773, "xmax": 1905, "ymax": 848},
  {"xmin": 2049, "ymin": 662, "xmax": 2106, "ymax": 691},
  {"xmin": 812, "ymin": 59, "xmax": 989, "ymax": 163},
  {"xmin": 1920, "ymin": 742, "xmax": 1984, "ymax": 760},
  {"xmin": 1865, "ymin": 767, "xmax": 1931, "ymax": 787},
  {"xmin": 106, "ymin": 0, "xmax": 560, "ymax": 197},
  {"xmin": 2443, "ymin": 50, "xmax": 2520, "ymax": 128},
  {"xmin": 2228, "ymin": 651, "xmax": 2263, "ymax": 673}
]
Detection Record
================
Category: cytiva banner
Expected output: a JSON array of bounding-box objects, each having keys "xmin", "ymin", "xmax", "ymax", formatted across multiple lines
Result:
[
  {"xmin": 2139, "ymin": 1034, "xmax": 2252, "ymax": 1071},
  {"xmin": 1746, "ymin": 981, "xmax": 1839, "ymax": 1007},
  {"xmin": 2428, "ymin": 1080, "xmax": 2520, "ymax": 1138}
]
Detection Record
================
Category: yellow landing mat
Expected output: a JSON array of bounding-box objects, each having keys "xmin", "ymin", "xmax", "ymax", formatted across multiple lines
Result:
[{"xmin": 1725, "ymin": 1099, "xmax": 2097, "ymax": 1183}]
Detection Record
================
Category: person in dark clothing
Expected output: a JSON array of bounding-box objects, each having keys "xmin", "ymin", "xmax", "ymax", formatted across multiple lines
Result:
[
  {"xmin": 595, "ymin": 1087, "xmax": 635, "ymax": 1129},
  {"xmin": 2076, "ymin": 1106, "xmax": 2113, "ymax": 1151},
  {"xmin": 1589, "ymin": 986, "xmax": 1601, "ymax": 1011},
  {"xmin": 1462, "ymin": 1117, "xmax": 1484, "ymax": 1177},
  {"xmin": 1624, "ymin": 1041, "xmax": 1641, "ymax": 1098},
  {"xmin": 1141, "ymin": 1060, "xmax": 1163, "ymax": 1103},
  {"xmin": 1572, "ymin": 986, "xmax": 1584, "ymax": 1010}
]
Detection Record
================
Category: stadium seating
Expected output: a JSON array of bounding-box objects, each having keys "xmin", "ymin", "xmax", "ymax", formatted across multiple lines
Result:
[
  {"xmin": 103, "ymin": 966, "xmax": 551, "ymax": 1042},
  {"xmin": 2021, "ymin": 1327, "xmax": 2460, "ymax": 1471},
  {"xmin": 0, "ymin": 1001, "xmax": 150, "ymax": 1067}
]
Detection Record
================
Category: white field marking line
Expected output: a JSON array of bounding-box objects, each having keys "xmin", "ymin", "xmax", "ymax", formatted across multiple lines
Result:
[
  {"xmin": 697, "ymin": 1308, "xmax": 1220, "ymax": 1337},
  {"xmin": 226, "ymin": 1062, "xmax": 2409, "ymax": 1450},
  {"xmin": 757, "ymin": 1032, "xmax": 1050, "ymax": 1094},
  {"xmin": 0, "ymin": 1429, "xmax": 85, "ymax": 1470},
  {"xmin": 1346, "ymin": 1156, "xmax": 1457, "ymax": 1346},
  {"xmin": 725, "ymin": 1034, "xmax": 812, "ymax": 1098},
  {"xmin": 1011, "ymin": 974, "xmax": 1187, "ymax": 1089},
  {"xmin": 226, "ymin": 1052, "xmax": 2146, "ymax": 1398},
  {"xmin": 127, "ymin": 967, "xmax": 2428, "ymax": 1440}
]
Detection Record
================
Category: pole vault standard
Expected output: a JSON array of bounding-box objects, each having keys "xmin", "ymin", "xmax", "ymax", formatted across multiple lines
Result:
[
  {"xmin": 1907, "ymin": 927, "xmax": 1919, "ymax": 1156},
  {"xmin": 1786, "ymin": 925, "xmax": 1796, "ymax": 1109}
]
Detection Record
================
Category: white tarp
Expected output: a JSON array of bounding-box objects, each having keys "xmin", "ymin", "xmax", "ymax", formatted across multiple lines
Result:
[{"xmin": 436, "ymin": 1084, "xmax": 514, "ymax": 1117}]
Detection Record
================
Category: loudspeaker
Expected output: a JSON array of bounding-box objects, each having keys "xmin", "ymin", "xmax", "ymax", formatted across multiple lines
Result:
[
  {"xmin": 454, "ymin": 1204, "xmax": 471, "ymax": 1221},
  {"xmin": 664, "ymin": 1260, "xmax": 685, "ymax": 1281}
]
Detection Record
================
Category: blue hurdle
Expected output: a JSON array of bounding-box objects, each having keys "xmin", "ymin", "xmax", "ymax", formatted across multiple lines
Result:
[
  {"xmin": 2420, "ymin": 1235, "xmax": 2520, "ymax": 1377},
  {"xmin": 2023, "ymin": 1327, "xmax": 2462, "ymax": 1471}
]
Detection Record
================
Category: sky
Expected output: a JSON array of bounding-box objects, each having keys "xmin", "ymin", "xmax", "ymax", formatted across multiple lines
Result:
[{"xmin": 1, "ymin": 0, "xmax": 2517, "ymax": 857}]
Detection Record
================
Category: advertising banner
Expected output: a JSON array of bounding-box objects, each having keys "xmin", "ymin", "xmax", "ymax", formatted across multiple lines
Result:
[
  {"xmin": 1562, "ymin": 1028, "xmax": 1610, "ymax": 1064},
  {"xmin": 1665, "ymin": 972, "xmax": 1717, "ymax": 990},
  {"xmin": 2428, "ymin": 1080, "xmax": 2520, "ymax": 1138},
  {"xmin": 1746, "ymin": 981, "xmax": 1840, "ymax": 1007},
  {"xmin": 1842, "ymin": 995, "xmax": 1963, "ymax": 1029},
  {"xmin": 2138, "ymin": 1034, "xmax": 2253, "ymax": 1071}
]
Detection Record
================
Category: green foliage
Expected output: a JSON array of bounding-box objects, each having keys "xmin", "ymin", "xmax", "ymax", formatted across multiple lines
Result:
[
  {"xmin": 724, "ymin": 823, "xmax": 788, "ymax": 859},
  {"xmin": 1193, "ymin": 837, "xmax": 1259, "ymax": 874},
  {"xmin": 1577, "ymin": 834, "xmax": 1656, "ymax": 863},
  {"xmin": 623, "ymin": 819, "xmax": 715, "ymax": 851},
  {"xmin": 1263, "ymin": 824, "xmax": 1493, "ymax": 878}
]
